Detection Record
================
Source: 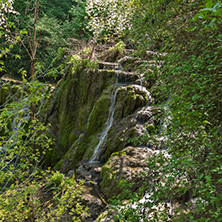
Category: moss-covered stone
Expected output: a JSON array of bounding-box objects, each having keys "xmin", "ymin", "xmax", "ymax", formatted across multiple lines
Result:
[
  {"xmin": 54, "ymin": 158, "xmax": 65, "ymax": 170},
  {"xmin": 39, "ymin": 60, "xmax": 122, "ymax": 170},
  {"xmin": 40, "ymin": 49, "xmax": 162, "ymax": 173},
  {"xmin": 100, "ymin": 147, "xmax": 154, "ymax": 199},
  {"xmin": 87, "ymin": 90, "xmax": 110, "ymax": 135},
  {"xmin": 99, "ymin": 41, "xmax": 126, "ymax": 63}
]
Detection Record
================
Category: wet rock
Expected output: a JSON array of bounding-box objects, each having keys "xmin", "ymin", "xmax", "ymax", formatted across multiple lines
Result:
[
  {"xmin": 100, "ymin": 146, "xmax": 154, "ymax": 199},
  {"xmin": 136, "ymin": 107, "xmax": 153, "ymax": 124},
  {"xmin": 98, "ymin": 61, "xmax": 120, "ymax": 70},
  {"xmin": 67, "ymin": 161, "xmax": 106, "ymax": 221}
]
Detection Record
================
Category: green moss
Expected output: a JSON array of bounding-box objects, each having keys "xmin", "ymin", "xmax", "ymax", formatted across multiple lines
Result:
[
  {"xmin": 83, "ymin": 135, "xmax": 100, "ymax": 160},
  {"xmin": 146, "ymin": 124, "xmax": 157, "ymax": 134},
  {"xmin": 126, "ymin": 85, "xmax": 134, "ymax": 90},
  {"xmin": 71, "ymin": 144, "xmax": 88, "ymax": 163},
  {"xmin": 44, "ymin": 148, "xmax": 60, "ymax": 166},
  {"xmin": 100, "ymin": 159, "xmax": 122, "ymax": 198},
  {"xmin": 100, "ymin": 158, "xmax": 116, "ymax": 187},
  {"xmin": 54, "ymin": 158, "xmax": 65, "ymax": 170},
  {"xmin": 99, "ymin": 70, "xmax": 116, "ymax": 91},
  {"xmin": 68, "ymin": 131, "xmax": 79, "ymax": 146},
  {"xmin": 59, "ymin": 124, "xmax": 73, "ymax": 152},
  {"xmin": 96, "ymin": 211, "xmax": 109, "ymax": 222},
  {"xmin": 87, "ymin": 90, "xmax": 110, "ymax": 135},
  {"xmin": 111, "ymin": 151, "xmax": 126, "ymax": 157},
  {"xmin": 62, "ymin": 135, "xmax": 91, "ymax": 167}
]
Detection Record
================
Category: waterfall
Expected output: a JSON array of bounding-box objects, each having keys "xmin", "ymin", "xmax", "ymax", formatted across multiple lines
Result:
[
  {"xmin": 90, "ymin": 86, "xmax": 119, "ymax": 163},
  {"xmin": 1, "ymin": 97, "xmax": 30, "ymax": 152},
  {"xmin": 157, "ymin": 99, "xmax": 172, "ymax": 149}
]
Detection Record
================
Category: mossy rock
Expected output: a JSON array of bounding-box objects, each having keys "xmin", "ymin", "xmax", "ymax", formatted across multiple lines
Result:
[
  {"xmin": 100, "ymin": 157, "xmax": 122, "ymax": 198},
  {"xmin": 99, "ymin": 41, "xmax": 125, "ymax": 63},
  {"xmin": 100, "ymin": 147, "xmax": 154, "ymax": 199},
  {"xmin": 54, "ymin": 158, "xmax": 65, "ymax": 170},
  {"xmin": 87, "ymin": 88, "xmax": 113, "ymax": 135},
  {"xmin": 0, "ymin": 86, "xmax": 9, "ymax": 105},
  {"xmin": 44, "ymin": 148, "xmax": 60, "ymax": 167},
  {"xmin": 114, "ymin": 86, "xmax": 148, "ymax": 120},
  {"xmin": 42, "ymin": 62, "xmax": 117, "ymax": 161}
]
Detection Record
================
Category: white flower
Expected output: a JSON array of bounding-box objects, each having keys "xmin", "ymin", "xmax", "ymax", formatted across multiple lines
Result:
[{"xmin": 86, "ymin": 0, "xmax": 134, "ymax": 38}]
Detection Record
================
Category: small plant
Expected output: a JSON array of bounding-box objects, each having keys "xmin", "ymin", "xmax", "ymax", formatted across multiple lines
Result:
[{"xmin": 109, "ymin": 41, "xmax": 125, "ymax": 54}]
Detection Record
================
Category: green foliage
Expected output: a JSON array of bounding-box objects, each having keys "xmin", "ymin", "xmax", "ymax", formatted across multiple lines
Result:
[
  {"xmin": 0, "ymin": 170, "xmax": 88, "ymax": 221},
  {"xmin": 126, "ymin": 0, "xmax": 202, "ymax": 51},
  {"xmin": 1, "ymin": 0, "xmax": 92, "ymax": 77},
  {"xmin": 192, "ymin": 0, "xmax": 222, "ymax": 29},
  {"xmin": 109, "ymin": 41, "xmax": 125, "ymax": 54},
  {"xmin": 67, "ymin": 0, "xmax": 91, "ymax": 39},
  {"xmin": 39, "ymin": 0, "xmax": 73, "ymax": 21},
  {"xmin": 86, "ymin": 0, "xmax": 133, "ymax": 40},
  {"xmin": 0, "ymin": 77, "xmax": 88, "ymax": 221},
  {"xmin": 113, "ymin": 1, "xmax": 222, "ymax": 221}
]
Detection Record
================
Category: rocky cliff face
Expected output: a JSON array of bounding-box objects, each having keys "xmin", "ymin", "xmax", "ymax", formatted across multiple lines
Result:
[
  {"xmin": 37, "ymin": 44, "xmax": 172, "ymax": 221},
  {"xmin": 42, "ymin": 46, "xmax": 164, "ymax": 175}
]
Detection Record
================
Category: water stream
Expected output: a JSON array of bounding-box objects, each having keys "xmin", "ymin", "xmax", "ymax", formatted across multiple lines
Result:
[
  {"xmin": 1, "ymin": 97, "xmax": 30, "ymax": 153},
  {"xmin": 157, "ymin": 98, "xmax": 172, "ymax": 149},
  {"xmin": 129, "ymin": 100, "xmax": 172, "ymax": 217},
  {"xmin": 90, "ymin": 86, "xmax": 120, "ymax": 163}
]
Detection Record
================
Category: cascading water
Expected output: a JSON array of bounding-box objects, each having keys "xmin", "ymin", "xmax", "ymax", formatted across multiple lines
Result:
[
  {"xmin": 129, "ymin": 100, "xmax": 172, "ymax": 219},
  {"xmin": 157, "ymin": 98, "xmax": 172, "ymax": 149},
  {"xmin": 1, "ymin": 94, "xmax": 44, "ymax": 153},
  {"xmin": 90, "ymin": 68, "xmax": 154, "ymax": 163},
  {"xmin": 1, "ymin": 97, "xmax": 30, "ymax": 152},
  {"xmin": 90, "ymin": 85, "xmax": 120, "ymax": 163}
]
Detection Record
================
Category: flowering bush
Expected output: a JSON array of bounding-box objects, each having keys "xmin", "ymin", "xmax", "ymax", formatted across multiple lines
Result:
[
  {"xmin": 86, "ymin": 0, "xmax": 134, "ymax": 39},
  {"xmin": 0, "ymin": 0, "xmax": 18, "ymax": 26}
]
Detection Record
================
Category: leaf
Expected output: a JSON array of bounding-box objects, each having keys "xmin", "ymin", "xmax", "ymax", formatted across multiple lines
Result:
[
  {"xmin": 216, "ymin": 8, "xmax": 222, "ymax": 16},
  {"xmin": 199, "ymin": 8, "xmax": 217, "ymax": 14},
  {"xmin": 15, "ymin": 55, "xmax": 21, "ymax": 60},
  {"xmin": 199, "ymin": 173, "xmax": 204, "ymax": 179},
  {"xmin": 206, "ymin": 0, "xmax": 213, "ymax": 8}
]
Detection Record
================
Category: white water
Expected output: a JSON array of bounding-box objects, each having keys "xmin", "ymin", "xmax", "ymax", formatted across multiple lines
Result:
[
  {"xmin": 1, "ymin": 95, "xmax": 45, "ymax": 153},
  {"xmin": 1, "ymin": 97, "xmax": 30, "ymax": 152},
  {"xmin": 157, "ymin": 99, "xmax": 172, "ymax": 148},
  {"xmin": 90, "ymin": 86, "xmax": 119, "ymax": 162}
]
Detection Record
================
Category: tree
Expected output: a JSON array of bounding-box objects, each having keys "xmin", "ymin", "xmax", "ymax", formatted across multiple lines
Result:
[
  {"xmin": 0, "ymin": 0, "xmax": 39, "ymax": 79},
  {"xmin": 0, "ymin": 0, "xmax": 17, "ymax": 26},
  {"xmin": 20, "ymin": 0, "xmax": 39, "ymax": 79},
  {"xmin": 86, "ymin": 0, "xmax": 134, "ymax": 41},
  {"xmin": 0, "ymin": 0, "xmax": 17, "ymax": 73},
  {"xmin": 1, "ymin": 0, "xmax": 74, "ymax": 78}
]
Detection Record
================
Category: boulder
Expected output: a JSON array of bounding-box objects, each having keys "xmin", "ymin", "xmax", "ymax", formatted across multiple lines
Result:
[{"xmin": 100, "ymin": 146, "xmax": 154, "ymax": 199}]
